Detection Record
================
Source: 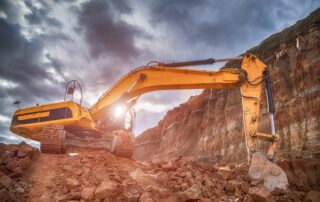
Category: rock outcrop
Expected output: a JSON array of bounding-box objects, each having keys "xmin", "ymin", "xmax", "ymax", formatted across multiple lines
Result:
[{"xmin": 134, "ymin": 8, "xmax": 320, "ymax": 188}]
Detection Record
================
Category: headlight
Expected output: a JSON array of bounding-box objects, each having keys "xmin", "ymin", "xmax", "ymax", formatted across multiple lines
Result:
[{"xmin": 114, "ymin": 105, "xmax": 126, "ymax": 118}]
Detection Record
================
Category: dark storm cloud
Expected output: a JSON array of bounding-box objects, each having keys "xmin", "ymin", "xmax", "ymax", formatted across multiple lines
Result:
[
  {"xmin": 0, "ymin": 1, "xmax": 69, "ymax": 136},
  {"xmin": 0, "ymin": 1, "xmax": 9, "ymax": 12},
  {"xmin": 0, "ymin": 0, "xmax": 319, "ymax": 141},
  {"xmin": 0, "ymin": 19, "xmax": 63, "ymax": 99},
  {"xmin": 0, "ymin": 20, "xmax": 43, "ymax": 88},
  {"xmin": 79, "ymin": 0, "xmax": 144, "ymax": 58},
  {"xmin": 25, "ymin": 7, "xmax": 62, "ymax": 28},
  {"xmin": 23, "ymin": 0, "xmax": 65, "ymax": 30},
  {"xmin": 149, "ymin": 0, "xmax": 317, "ymax": 52}
]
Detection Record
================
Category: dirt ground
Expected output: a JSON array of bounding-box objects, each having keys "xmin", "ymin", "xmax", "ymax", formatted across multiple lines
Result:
[{"xmin": 1, "ymin": 143, "xmax": 319, "ymax": 202}]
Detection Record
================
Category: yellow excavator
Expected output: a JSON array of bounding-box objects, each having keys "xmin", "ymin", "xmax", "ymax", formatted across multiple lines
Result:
[{"xmin": 10, "ymin": 53, "xmax": 288, "ymax": 190}]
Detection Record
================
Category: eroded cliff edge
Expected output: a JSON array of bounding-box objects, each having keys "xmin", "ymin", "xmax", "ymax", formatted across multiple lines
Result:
[{"xmin": 134, "ymin": 8, "xmax": 320, "ymax": 183}]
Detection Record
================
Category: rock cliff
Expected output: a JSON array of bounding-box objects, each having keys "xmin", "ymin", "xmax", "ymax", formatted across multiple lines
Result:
[{"xmin": 134, "ymin": 9, "xmax": 320, "ymax": 187}]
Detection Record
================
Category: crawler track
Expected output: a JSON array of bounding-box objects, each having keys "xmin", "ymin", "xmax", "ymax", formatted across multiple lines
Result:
[
  {"xmin": 40, "ymin": 125, "xmax": 66, "ymax": 154},
  {"xmin": 112, "ymin": 130, "xmax": 135, "ymax": 158},
  {"xmin": 39, "ymin": 125, "xmax": 134, "ymax": 158}
]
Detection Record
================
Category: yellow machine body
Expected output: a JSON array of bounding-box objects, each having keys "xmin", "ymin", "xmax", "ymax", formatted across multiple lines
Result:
[
  {"xmin": 9, "ymin": 53, "xmax": 289, "ymax": 190},
  {"xmin": 10, "ymin": 101, "xmax": 94, "ymax": 141}
]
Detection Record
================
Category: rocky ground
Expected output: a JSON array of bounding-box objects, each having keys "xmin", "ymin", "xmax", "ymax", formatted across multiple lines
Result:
[
  {"xmin": 0, "ymin": 142, "xmax": 37, "ymax": 201},
  {"xmin": 0, "ymin": 143, "xmax": 319, "ymax": 202}
]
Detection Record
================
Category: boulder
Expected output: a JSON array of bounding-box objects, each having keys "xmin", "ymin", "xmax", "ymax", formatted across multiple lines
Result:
[
  {"xmin": 181, "ymin": 182, "xmax": 189, "ymax": 190},
  {"xmin": 304, "ymin": 190, "xmax": 320, "ymax": 202},
  {"xmin": 0, "ymin": 189, "xmax": 14, "ymax": 202},
  {"xmin": 0, "ymin": 175, "xmax": 12, "ymax": 189},
  {"xmin": 224, "ymin": 183, "xmax": 236, "ymax": 195},
  {"xmin": 94, "ymin": 181, "xmax": 117, "ymax": 199},
  {"xmin": 249, "ymin": 152, "xmax": 288, "ymax": 191},
  {"xmin": 249, "ymin": 186, "xmax": 275, "ymax": 202},
  {"xmin": 65, "ymin": 178, "xmax": 80, "ymax": 190},
  {"xmin": 17, "ymin": 142, "xmax": 35, "ymax": 158},
  {"xmin": 5, "ymin": 145, "xmax": 18, "ymax": 156},
  {"xmin": 243, "ymin": 194, "xmax": 254, "ymax": 202},
  {"xmin": 70, "ymin": 189, "xmax": 82, "ymax": 200},
  {"xmin": 123, "ymin": 188, "xmax": 140, "ymax": 202},
  {"xmin": 240, "ymin": 181, "xmax": 250, "ymax": 194},
  {"xmin": 14, "ymin": 187, "xmax": 25, "ymax": 194},
  {"xmin": 81, "ymin": 187, "xmax": 95, "ymax": 200},
  {"xmin": 179, "ymin": 183, "xmax": 202, "ymax": 200},
  {"xmin": 218, "ymin": 167, "xmax": 235, "ymax": 180},
  {"xmin": 139, "ymin": 191, "xmax": 155, "ymax": 202},
  {"xmin": 156, "ymin": 171, "xmax": 168, "ymax": 184},
  {"xmin": 73, "ymin": 168, "xmax": 82, "ymax": 176}
]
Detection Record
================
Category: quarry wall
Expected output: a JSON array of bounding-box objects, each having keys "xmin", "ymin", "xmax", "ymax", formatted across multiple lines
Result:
[{"xmin": 134, "ymin": 9, "xmax": 320, "ymax": 166}]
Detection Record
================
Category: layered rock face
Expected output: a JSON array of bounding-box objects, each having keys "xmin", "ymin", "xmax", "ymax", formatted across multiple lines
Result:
[{"xmin": 134, "ymin": 8, "xmax": 320, "ymax": 183}]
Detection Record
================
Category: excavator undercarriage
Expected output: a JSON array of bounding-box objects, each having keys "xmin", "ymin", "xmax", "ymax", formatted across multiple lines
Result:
[{"xmin": 39, "ymin": 125, "xmax": 135, "ymax": 158}]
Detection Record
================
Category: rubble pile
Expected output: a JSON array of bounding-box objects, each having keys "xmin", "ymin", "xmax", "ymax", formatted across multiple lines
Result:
[
  {"xmin": 22, "ymin": 146, "xmax": 320, "ymax": 202},
  {"xmin": 0, "ymin": 142, "xmax": 38, "ymax": 201}
]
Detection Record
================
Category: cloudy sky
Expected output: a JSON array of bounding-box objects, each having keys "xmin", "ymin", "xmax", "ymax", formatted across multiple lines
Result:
[{"xmin": 0, "ymin": 0, "xmax": 319, "ymax": 145}]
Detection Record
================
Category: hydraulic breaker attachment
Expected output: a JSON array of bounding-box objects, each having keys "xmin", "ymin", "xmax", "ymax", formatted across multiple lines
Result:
[{"xmin": 240, "ymin": 54, "xmax": 288, "ymax": 191}]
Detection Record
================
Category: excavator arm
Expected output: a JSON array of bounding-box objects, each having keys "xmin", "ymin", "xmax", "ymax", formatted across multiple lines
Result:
[{"xmin": 90, "ymin": 54, "xmax": 277, "ymax": 158}]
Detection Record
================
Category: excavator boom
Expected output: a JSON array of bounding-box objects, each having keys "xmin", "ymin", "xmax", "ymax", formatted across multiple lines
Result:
[{"xmin": 90, "ymin": 67, "xmax": 241, "ymax": 121}]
